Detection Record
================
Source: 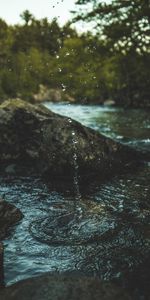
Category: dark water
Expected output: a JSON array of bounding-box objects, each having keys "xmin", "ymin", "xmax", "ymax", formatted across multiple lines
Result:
[{"xmin": 0, "ymin": 104, "xmax": 150, "ymax": 299}]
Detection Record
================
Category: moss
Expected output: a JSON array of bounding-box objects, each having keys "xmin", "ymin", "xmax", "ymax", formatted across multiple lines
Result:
[
  {"xmin": 0, "ymin": 98, "xmax": 32, "ymax": 109},
  {"xmin": 0, "ymin": 98, "xmax": 52, "ymax": 117}
]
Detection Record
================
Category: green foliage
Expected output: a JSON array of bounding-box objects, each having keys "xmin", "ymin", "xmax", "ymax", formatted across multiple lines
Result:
[
  {"xmin": 0, "ymin": 7, "xmax": 149, "ymax": 107},
  {"xmin": 74, "ymin": 0, "xmax": 150, "ymax": 53},
  {"xmin": 20, "ymin": 10, "xmax": 33, "ymax": 25},
  {"xmin": 11, "ymin": 18, "xmax": 63, "ymax": 54},
  {"xmin": 50, "ymin": 36, "xmax": 111, "ymax": 102},
  {"xmin": 72, "ymin": 0, "xmax": 150, "ymax": 106}
]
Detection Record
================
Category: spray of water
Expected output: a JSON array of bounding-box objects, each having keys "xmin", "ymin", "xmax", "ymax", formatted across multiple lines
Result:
[{"xmin": 69, "ymin": 119, "xmax": 83, "ymax": 220}]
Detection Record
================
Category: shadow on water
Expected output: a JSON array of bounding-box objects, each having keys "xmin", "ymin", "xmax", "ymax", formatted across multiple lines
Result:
[{"xmin": 0, "ymin": 104, "xmax": 150, "ymax": 299}]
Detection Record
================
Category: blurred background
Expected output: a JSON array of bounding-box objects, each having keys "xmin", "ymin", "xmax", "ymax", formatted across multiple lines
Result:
[{"xmin": 0, "ymin": 0, "xmax": 149, "ymax": 107}]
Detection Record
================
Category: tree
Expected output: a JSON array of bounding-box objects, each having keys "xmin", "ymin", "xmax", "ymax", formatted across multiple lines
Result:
[
  {"xmin": 73, "ymin": 0, "xmax": 150, "ymax": 53},
  {"xmin": 33, "ymin": 18, "xmax": 63, "ymax": 54},
  {"xmin": 50, "ymin": 36, "xmax": 112, "ymax": 102},
  {"xmin": 12, "ymin": 17, "xmax": 63, "ymax": 55},
  {"xmin": 72, "ymin": 0, "xmax": 150, "ymax": 107},
  {"xmin": 20, "ymin": 10, "xmax": 33, "ymax": 25}
]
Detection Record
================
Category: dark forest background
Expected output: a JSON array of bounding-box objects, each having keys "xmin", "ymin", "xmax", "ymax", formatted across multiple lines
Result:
[{"xmin": 0, "ymin": 0, "xmax": 150, "ymax": 107}]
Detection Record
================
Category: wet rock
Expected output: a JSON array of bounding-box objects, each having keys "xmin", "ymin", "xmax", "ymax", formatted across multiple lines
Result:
[
  {"xmin": 0, "ymin": 242, "xmax": 4, "ymax": 287},
  {"xmin": 4, "ymin": 164, "xmax": 16, "ymax": 175},
  {"xmin": 0, "ymin": 198, "xmax": 23, "ymax": 240},
  {"xmin": 126, "ymin": 257, "xmax": 150, "ymax": 299},
  {"xmin": 0, "ymin": 274, "xmax": 131, "ymax": 300},
  {"xmin": 0, "ymin": 99, "xmax": 141, "ymax": 180}
]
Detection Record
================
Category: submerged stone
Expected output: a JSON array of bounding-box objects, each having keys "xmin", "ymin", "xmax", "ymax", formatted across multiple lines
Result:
[
  {"xmin": 0, "ymin": 99, "xmax": 142, "ymax": 180},
  {"xmin": 0, "ymin": 198, "xmax": 23, "ymax": 240},
  {"xmin": 0, "ymin": 274, "xmax": 131, "ymax": 300}
]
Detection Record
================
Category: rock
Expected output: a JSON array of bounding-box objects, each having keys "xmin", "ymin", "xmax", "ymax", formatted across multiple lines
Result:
[
  {"xmin": 0, "ymin": 242, "xmax": 4, "ymax": 287},
  {"xmin": 33, "ymin": 85, "xmax": 75, "ymax": 103},
  {"xmin": 126, "ymin": 257, "xmax": 150, "ymax": 299},
  {"xmin": 0, "ymin": 99, "xmax": 141, "ymax": 181},
  {"xmin": 103, "ymin": 99, "xmax": 115, "ymax": 106},
  {"xmin": 0, "ymin": 198, "xmax": 23, "ymax": 240},
  {"xmin": 4, "ymin": 164, "xmax": 16, "ymax": 175},
  {"xmin": 0, "ymin": 274, "xmax": 131, "ymax": 300}
]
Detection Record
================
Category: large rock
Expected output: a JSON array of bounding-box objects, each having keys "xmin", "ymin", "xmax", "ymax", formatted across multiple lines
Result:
[
  {"xmin": 0, "ymin": 197, "xmax": 23, "ymax": 240},
  {"xmin": 0, "ymin": 274, "xmax": 131, "ymax": 300},
  {"xmin": 33, "ymin": 85, "xmax": 75, "ymax": 103},
  {"xmin": 0, "ymin": 99, "xmax": 140, "ymax": 180}
]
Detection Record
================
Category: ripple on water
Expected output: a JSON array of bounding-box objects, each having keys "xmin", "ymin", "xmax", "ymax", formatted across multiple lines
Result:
[
  {"xmin": 29, "ymin": 207, "xmax": 117, "ymax": 246},
  {"xmin": 0, "ymin": 169, "xmax": 149, "ymax": 300},
  {"xmin": 0, "ymin": 164, "xmax": 149, "ymax": 292}
]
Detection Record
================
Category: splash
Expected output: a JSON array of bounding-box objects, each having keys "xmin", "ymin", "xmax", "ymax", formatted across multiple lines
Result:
[
  {"xmin": 71, "ymin": 126, "xmax": 83, "ymax": 220},
  {"xmin": 29, "ymin": 118, "xmax": 117, "ymax": 246},
  {"xmin": 29, "ymin": 200, "xmax": 117, "ymax": 246}
]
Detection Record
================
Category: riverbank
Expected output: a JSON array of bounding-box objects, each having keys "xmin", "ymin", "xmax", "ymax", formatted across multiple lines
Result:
[{"xmin": 1, "ymin": 93, "xmax": 150, "ymax": 109}]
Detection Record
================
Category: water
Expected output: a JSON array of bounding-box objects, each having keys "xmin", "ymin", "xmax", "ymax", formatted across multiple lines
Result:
[
  {"xmin": 44, "ymin": 102, "xmax": 150, "ymax": 153},
  {"xmin": 0, "ymin": 103, "xmax": 150, "ymax": 299},
  {"xmin": 69, "ymin": 119, "xmax": 82, "ymax": 210}
]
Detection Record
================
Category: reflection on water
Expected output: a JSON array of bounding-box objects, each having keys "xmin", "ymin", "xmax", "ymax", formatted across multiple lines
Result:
[{"xmin": 0, "ymin": 104, "xmax": 150, "ymax": 299}]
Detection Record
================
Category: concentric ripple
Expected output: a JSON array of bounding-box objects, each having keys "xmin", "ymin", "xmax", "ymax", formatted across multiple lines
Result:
[{"xmin": 29, "ymin": 204, "xmax": 117, "ymax": 246}]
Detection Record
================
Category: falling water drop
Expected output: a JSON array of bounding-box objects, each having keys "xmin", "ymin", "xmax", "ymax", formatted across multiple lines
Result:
[
  {"xmin": 61, "ymin": 83, "xmax": 66, "ymax": 91},
  {"xmin": 71, "ymin": 130, "xmax": 83, "ymax": 221}
]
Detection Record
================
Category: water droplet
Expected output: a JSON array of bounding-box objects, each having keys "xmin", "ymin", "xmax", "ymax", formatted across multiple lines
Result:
[
  {"xmin": 74, "ymin": 140, "xmax": 78, "ymax": 144},
  {"xmin": 61, "ymin": 83, "xmax": 66, "ymax": 91},
  {"xmin": 116, "ymin": 135, "xmax": 123, "ymax": 140}
]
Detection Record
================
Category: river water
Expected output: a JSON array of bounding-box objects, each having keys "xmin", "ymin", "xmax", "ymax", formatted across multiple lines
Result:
[{"xmin": 0, "ymin": 103, "xmax": 150, "ymax": 299}]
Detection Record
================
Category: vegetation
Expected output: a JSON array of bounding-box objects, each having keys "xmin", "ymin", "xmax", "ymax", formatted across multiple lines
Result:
[
  {"xmin": 73, "ymin": 0, "xmax": 150, "ymax": 106},
  {"xmin": 0, "ymin": 3, "xmax": 149, "ymax": 107}
]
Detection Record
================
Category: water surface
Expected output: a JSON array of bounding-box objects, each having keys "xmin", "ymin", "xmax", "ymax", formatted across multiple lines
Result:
[
  {"xmin": 0, "ymin": 103, "xmax": 150, "ymax": 299},
  {"xmin": 44, "ymin": 102, "xmax": 150, "ymax": 152}
]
